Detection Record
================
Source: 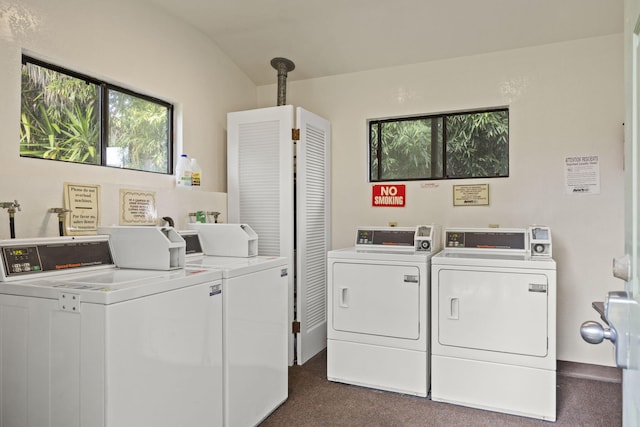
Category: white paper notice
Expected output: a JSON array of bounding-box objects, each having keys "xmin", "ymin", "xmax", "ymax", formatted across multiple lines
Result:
[{"xmin": 564, "ymin": 155, "xmax": 600, "ymax": 195}]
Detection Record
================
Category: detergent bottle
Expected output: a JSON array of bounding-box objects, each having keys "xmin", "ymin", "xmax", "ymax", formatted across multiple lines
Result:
[{"xmin": 176, "ymin": 154, "xmax": 192, "ymax": 189}]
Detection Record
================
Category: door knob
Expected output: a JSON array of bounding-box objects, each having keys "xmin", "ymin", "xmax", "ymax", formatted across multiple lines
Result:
[
  {"xmin": 580, "ymin": 320, "xmax": 617, "ymax": 344},
  {"xmin": 581, "ymin": 291, "xmax": 639, "ymax": 369}
]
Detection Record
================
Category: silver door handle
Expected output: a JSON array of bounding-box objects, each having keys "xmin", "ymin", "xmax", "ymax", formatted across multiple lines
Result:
[
  {"xmin": 581, "ymin": 290, "xmax": 639, "ymax": 369},
  {"xmin": 580, "ymin": 321, "xmax": 617, "ymax": 344}
]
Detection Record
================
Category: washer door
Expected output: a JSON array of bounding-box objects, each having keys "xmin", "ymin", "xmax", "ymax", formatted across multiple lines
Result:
[
  {"xmin": 437, "ymin": 268, "xmax": 549, "ymax": 357},
  {"xmin": 332, "ymin": 262, "xmax": 420, "ymax": 339}
]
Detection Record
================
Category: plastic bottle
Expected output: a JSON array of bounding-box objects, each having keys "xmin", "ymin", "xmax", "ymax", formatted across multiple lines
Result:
[
  {"xmin": 190, "ymin": 158, "xmax": 202, "ymax": 190},
  {"xmin": 176, "ymin": 154, "xmax": 192, "ymax": 189}
]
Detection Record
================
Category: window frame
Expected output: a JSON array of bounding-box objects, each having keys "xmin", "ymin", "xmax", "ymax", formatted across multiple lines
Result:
[
  {"xmin": 368, "ymin": 107, "xmax": 509, "ymax": 182},
  {"xmin": 20, "ymin": 55, "xmax": 174, "ymax": 174}
]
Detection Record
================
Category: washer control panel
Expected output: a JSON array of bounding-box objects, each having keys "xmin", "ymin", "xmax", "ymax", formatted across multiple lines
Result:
[{"xmin": 0, "ymin": 237, "xmax": 114, "ymax": 280}]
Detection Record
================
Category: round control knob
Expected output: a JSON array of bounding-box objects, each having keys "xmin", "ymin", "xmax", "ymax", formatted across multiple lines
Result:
[
  {"xmin": 533, "ymin": 243, "xmax": 546, "ymax": 253},
  {"xmin": 420, "ymin": 240, "xmax": 431, "ymax": 251},
  {"xmin": 580, "ymin": 320, "xmax": 617, "ymax": 344}
]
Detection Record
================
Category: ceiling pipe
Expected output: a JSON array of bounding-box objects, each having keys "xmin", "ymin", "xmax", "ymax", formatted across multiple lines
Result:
[{"xmin": 270, "ymin": 57, "xmax": 295, "ymax": 106}]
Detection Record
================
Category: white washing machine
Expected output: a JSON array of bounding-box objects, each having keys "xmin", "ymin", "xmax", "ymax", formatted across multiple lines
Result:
[
  {"xmin": 0, "ymin": 235, "xmax": 223, "ymax": 427},
  {"xmin": 431, "ymin": 227, "xmax": 556, "ymax": 421},
  {"xmin": 327, "ymin": 225, "xmax": 441, "ymax": 397},
  {"xmin": 183, "ymin": 225, "xmax": 289, "ymax": 427}
]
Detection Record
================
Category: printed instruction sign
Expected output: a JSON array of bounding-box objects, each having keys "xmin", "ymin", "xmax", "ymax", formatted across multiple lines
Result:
[
  {"xmin": 63, "ymin": 183, "xmax": 101, "ymax": 235},
  {"xmin": 372, "ymin": 184, "xmax": 406, "ymax": 207},
  {"xmin": 564, "ymin": 155, "xmax": 600, "ymax": 195},
  {"xmin": 453, "ymin": 184, "xmax": 489, "ymax": 206},
  {"xmin": 119, "ymin": 189, "xmax": 157, "ymax": 225}
]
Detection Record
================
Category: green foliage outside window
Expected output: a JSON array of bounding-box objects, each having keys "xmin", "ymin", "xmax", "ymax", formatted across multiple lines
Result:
[
  {"xmin": 21, "ymin": 63, "xmax": 100, "ymax": 164},
  {"xmin": 20, "ymin": 56, "xmax": 172, "ymax": 174},
  {"xmin": 370, "ymin": 109, "xmax": 508, "ymax": 181},
  {"xmin": 445, "ymin": 111, "xmax": 509, "ymax": 178},
  {"xmin": 108, "ymin": 90, "xmax": 169, "ymax": 173}
]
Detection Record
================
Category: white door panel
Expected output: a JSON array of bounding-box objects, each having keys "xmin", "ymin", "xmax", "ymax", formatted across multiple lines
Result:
[
  {"xmin": 625, "ymin": 1, "xmax": 640, "ymax": 422},
  {"xmin": 332, "ymin": 263, "xmax": 420, "ymax": 339},
  {"xmin": 581, "ymin": 5, "xmax": 640, "ymax": 419},
  {"xmin": 296, "ymin": 107, "xmax": 331, "ymax": 365},
  {"xmin": 437, "ymin": 269, "xmax": 548, "ymax": 357}
]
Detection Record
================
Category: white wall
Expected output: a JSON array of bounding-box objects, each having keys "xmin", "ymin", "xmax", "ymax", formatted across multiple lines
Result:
[
  {"xmin": 258, "ymin": 34, "xmax": 625, "ymax": 366},
  {"xmin": 0, "ymin": 0, "xmax": 258, "ymax": 237}
]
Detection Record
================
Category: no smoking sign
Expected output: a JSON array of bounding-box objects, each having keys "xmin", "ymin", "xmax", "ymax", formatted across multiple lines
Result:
[{"xmin": 372, "ymin": 184, "xmax": 406, "ymax": 207}]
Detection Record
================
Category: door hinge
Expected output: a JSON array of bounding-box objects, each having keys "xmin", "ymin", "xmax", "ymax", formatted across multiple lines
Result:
[
  {"xmin": 292, "ymin": 128, "xmax": 300, "ymax": 141},
  {"xmin": 292, "ymin": 320, "xmax": 301, "ymax": 334},
  {"xmin": 58, "ymin": 292, "xmax": 80, "ymax": 313}
]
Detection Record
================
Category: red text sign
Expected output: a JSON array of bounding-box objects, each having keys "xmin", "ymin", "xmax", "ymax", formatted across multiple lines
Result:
[{"xmin": 372, "ymin": 184, "xmax": 406, "ymax": 207}]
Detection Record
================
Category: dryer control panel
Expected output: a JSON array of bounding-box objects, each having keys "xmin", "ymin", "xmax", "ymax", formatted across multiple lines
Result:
[
  {"xmin": 445, "ymin": 229, "xmax": 526, "ymax": 250},
  {"xmin": 528, "ymin": 226, "xmax": 552, "ymax": 258},
  {"xmin": 355, "ymin": 225, "xmax": 441, "ymax": 253},
  {"xmin": 443, "ymin": 227, "xmax": 552, "ymax": 258}
]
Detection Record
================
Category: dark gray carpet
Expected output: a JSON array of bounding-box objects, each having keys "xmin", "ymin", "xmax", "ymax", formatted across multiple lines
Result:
[{"xmin": 260, "ymin": 350, "xmax": 621, "ymax": 426}]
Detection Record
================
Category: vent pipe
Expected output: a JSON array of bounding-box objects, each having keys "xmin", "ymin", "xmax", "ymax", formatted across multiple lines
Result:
[{"xmin": 270, "ymin": 57, "xmax": 295, "ymax": 106}]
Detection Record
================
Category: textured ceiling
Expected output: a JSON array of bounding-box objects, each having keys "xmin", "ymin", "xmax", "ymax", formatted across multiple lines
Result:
[{"xmin": 142, "ymin": 0, "xmax": 623, "ymax": 86}]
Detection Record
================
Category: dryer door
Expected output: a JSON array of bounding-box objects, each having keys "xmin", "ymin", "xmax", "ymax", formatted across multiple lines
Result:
[
  {"xmin": 436, "ymin": 268, "xmax": 549, "ymax": 357},
  {"xmin": 332, "ymin": 262, "xmax": 420, "ymax": 339}
]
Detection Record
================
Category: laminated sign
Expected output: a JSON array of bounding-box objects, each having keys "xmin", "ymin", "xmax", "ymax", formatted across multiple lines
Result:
[{"xmin": 372, "ymin": 184, "xmax": 406, "ymax": 207}]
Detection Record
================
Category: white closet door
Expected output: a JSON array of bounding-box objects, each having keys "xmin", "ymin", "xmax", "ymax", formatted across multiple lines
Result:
[
  {"xmin": 296, "ymin": 107, "xmax": 331, "ymax": 364},
  {"xmin": 227, "ymin": 105, "xmax": 296, "ymax": 364},
  {"xmin": 227, "ymin": 105, "xmax": 294, "ymax": 257}
]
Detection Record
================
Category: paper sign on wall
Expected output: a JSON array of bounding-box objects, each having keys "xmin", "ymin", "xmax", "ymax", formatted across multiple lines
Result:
[
  {"xmin": 564, "ymin": 155, "xmax": 600, "ymax": 195},
  {"xmin": 63, "ymin": 183, "xmax": 101, "ymax": 235},
  {"xmin": 372, "ymin": 184, "xmax": 406, "ymax": 207}
]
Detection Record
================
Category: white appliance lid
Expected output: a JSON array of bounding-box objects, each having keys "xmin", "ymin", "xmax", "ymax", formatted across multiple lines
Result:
[
  {"xmin": 328, "ymin": 246, "xmax": 434, "ymax": 262},
  {"xmin": 0, "ymin": 267, "xmax": 222, "ymax": 304},
  {"xmin": 432, "ymin": 250, "xmax": 556, "ymax": 269},
  {"xmin": 186, "ymin": 255, "xmax": 288, "ymax": 278}
]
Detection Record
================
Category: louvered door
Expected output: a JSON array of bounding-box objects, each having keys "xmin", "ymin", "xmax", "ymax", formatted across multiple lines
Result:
[
  {"xmin": 296, "ymin": 107, "xmax": 331, "ymax": 364},
  {"xmin": 227, "ymin": 105, "xmax": 330, "ymax": 365}
]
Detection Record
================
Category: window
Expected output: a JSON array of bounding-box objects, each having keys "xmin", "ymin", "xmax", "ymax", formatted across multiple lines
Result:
[
  {"xmin": 369, "ymin": 108, "xmax": 509, "ymax": 182},
  {"xmin": 20, "ymin": 55, "xmax": 173, "ymax": 174}
]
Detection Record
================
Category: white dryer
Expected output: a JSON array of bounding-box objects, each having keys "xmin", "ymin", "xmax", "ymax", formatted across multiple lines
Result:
[
  {"xmin": 0, "ymin": 235, "xmax": 223, "ymax": 427},
  {"xmin": 327, "ymin": 225, "xmax": 440, "ymax": 397},
  {"xmin": 183, "ymin": 225, "xmax": 289, "ymax": 427},
  {"xmin": 431, "ymin": 227, "xmax": 556, "ymax": 421}
]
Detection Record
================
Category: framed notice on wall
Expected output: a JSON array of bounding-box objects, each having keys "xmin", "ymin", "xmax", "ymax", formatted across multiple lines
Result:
[
  {"xmin": 453, "ymin": 184, "xmax": 489, "ymax": 206},
  {"xmin": 119, "ymin": 189, "xmax": 157, "ymax": 225}
]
